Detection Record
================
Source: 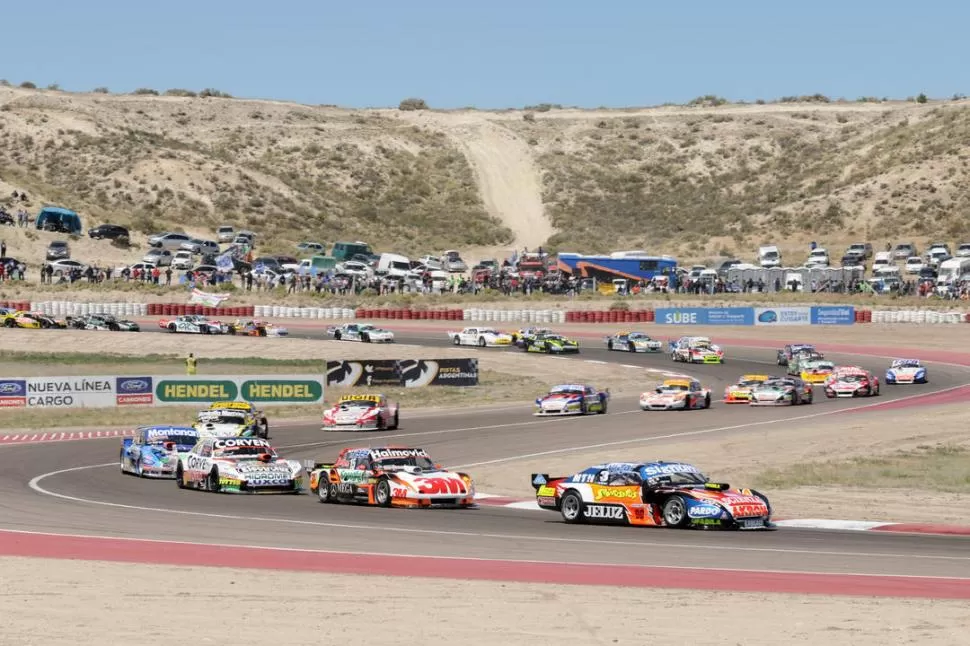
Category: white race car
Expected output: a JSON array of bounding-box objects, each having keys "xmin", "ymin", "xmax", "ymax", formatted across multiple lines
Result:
[
  {"xmin": 158, "ymin": 314, "xmax": 229, "ymax": 334},
  {"xmin": 669, "ymin": 336, "xmax": 725, "ymax": 364},
  {"xmin": 322, "ymin": 394, "xmax": 400, "ymax": 431},
  {"xmin": 885, "ymin": 359, "xmax": 928, "ymax": 384},
  {"xmin": 446, "ymin": 327, "xmax": 513, "ymax": 347},
  {"xmin": 328, "ymin": 322, "xmax": 395, "ymax": 343},
  {"xmin": 605, "ymin": 332, "xmax": 663, "ymax": 353},
  {"xmin": 639, "ymin": 378, "xmax": 712, "ymax": 411},
  {"xmin": 175, "ymin": 437, "xmax": 304, "ymax": 494}
]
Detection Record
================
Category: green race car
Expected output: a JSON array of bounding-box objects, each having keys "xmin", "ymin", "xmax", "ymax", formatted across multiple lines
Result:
[{"xmin": 523, "ymin": 333, "xmax": 580, "ymax": 354}]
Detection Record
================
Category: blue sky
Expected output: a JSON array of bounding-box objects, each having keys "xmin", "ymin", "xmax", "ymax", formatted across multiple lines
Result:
[{"xmin": 5, "ymin": 1, "xmax": 967, "ymax": 108}]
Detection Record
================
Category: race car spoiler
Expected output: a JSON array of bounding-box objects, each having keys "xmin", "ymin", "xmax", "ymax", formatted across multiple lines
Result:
[
  {"xmin": 303, "ymin": 460, "xmax": 334, "ymax": 471},
  {"xmin": 531, "ymin": 473, "xmax": 566, "ymax": 490}
]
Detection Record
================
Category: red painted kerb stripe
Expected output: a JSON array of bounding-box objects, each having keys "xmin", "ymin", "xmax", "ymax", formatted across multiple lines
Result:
[{"xmin": 1, "ymin": 530, "xmax": 967, "ymax": 599}]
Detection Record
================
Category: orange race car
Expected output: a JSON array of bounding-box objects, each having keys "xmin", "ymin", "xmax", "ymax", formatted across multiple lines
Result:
[{"xmin": 723, "ymin": 374, "xmax": 776, "ymax": 403}]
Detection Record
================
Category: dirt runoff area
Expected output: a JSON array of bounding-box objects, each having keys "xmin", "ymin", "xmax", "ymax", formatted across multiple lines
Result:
[
  {"xmin": 1, "ymin": 556, "xmax": 965, "ymax": 646},
  {"xmin": 473, "ymin": 402, "xmax": 970, "ymax": 525}
]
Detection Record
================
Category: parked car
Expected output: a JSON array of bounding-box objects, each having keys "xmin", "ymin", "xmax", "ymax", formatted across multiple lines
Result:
[
  {"xmin": 143, "ymin": 249, "xmax": 173, "ymax": 266},
  {"xmin": 234, "ymin": 231, "xmax": 256, "ymax": 247},
  {"xmin": 840, "ymin": 252, "xmax": 864, "ymax": 267},
  {"xmin": 955, "ymin": 243, "xmax": 970, "ymax": 258},
  {"xmin": 0, "ymin": 212, "xmax": 13, "ymax": 226},
  {"xmin": 871, "ymin": 251, "xmax": 893, "ymax": 271},
  {"xmin": 904, "ymin": 256, "xmax": 925, "ymax": 274},
  {"xmin": 893, "ymin": 242, "xmax": 917, "ymax": 259},
  {"xmin": 442, "ymin": 250, "xmax": 468, "ymax": 272},
  {"xmin": 297, "ymin": 241, "xmax": 326, "ymax": 253},
  {"xmin": 180, "ymin": 238, "xmax": 220, "ymax": 255},
  {"xmin": 252, "ymin": 256, "xmax": 282, "ymax": 272},
  {"xmin": 805, "ymin": 248, "xmax": 830, "ymax": 267},
  {"xmin": 845, "ymin": 242, "xmax": 873, "ymax": 259},
  {"xmin": 148, "ymin": 232, "xmax": 191, "ymax": 250},
  {"xmin": 419, "ymin": 255, "xmax": 443, "ymax": 270},
  {"xmin": 88, "ymin": 223, "xmax": 130, "ymax": 241},
  {"xmin": 171, "ymin": 250, "xmax": 194, "ymax": 270},
  {"xmin": 48, "ymin": 259, "xmax": 86, "ymax": 277},
  {"xmin": 46, "ymin": 240, "xmax": 70, "ymax": 261},
  {"xmin": 216, "ymin": 225, "xmax": 235, "ymax": 242}
]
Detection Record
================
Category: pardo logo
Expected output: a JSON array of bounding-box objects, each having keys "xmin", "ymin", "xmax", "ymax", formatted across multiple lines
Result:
[
  {"xmin": 594, "ymin": 487, "xmax": 639, "ymax": 500},
  {"xmin": 583, "ymin": 505, "xmax": 625, "ymax": 520},
  {"xmin": 665, "ymin": 311, "xmax": 697, "ymax": 324}
]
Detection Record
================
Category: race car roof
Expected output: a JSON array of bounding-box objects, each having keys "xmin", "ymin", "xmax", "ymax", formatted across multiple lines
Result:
[
  {"xmin": 891, "ymin": 359, "xmax": 921, "ymax": 367},
  {"xmin": 662, "ymin": 378, "xmax": 693, "ymax": 387},
  {"xmin": 208, "ymin": 401, "xmax": 253, "ymax": 410}
]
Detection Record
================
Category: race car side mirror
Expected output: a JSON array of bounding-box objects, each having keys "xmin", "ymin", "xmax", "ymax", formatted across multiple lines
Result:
[
  {"xmin": 258, "ymin": 453, "xmax": 272, "ymax": 463},
  {"xmin": 163, "ymin": 442, "xmax": 175, "ymax": 451}
]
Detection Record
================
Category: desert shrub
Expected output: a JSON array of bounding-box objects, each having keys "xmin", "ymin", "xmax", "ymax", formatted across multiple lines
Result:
[
  {"xmin": 164, "ymin": 88, "xmax": 197, "ymax": 97},
  {"xmin": 523, "ymin": 112, "xmax": 536, "ymax": 122},
  {"xmin": 608, "ymin": 300, "xmax": 630, "ymax": 311},
  {"xmin": 132, "ymin": 88, "xmax": 159, "ymax": 96},
  {"xmin": 46, "ymin": 83, "xmax": 60, "ymax": 91},
  {"xmin": 524, "ymin": 103, "xmax": 560, "ymax": 112},
  {"xmin": 688, "ymin": 94, "xmax": 728, "ymax": 107},
  {"xmin": 916, "ymin": 93, "xmax": 928, "ymax": 104},
  {"xmin": 92, "ymin": 86, "xmax": 109, "ymax": 94},
  {"xmin": 398, "ymin": 97, "xmax": 429, "ymax": 111},
  {"xmin": 19, "ymin": 81, "xmax": 36, "ymax": 89},
  {"xmin": 199, "ymin": 88, "xmax": 232, "ymax": 98}
]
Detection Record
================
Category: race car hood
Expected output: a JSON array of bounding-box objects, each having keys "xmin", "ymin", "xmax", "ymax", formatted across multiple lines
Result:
[
  {"xmin": 889, "ymin": 367, "xmax": 922, "ymax": 377},
  {"xmin": 325, "ymin": 406, "xmax": 379, "ymax": 424},
  {"xmin": 194, "ymin": 422, "xmax": 249, "ymax": 436},
  {"xmin": 642, "ymin": 390, "xmax": 686, "ymax": 402},
  {"xmin": 538, "ymin": 393, "xmax": 582, "ymax": 404},
  {"xmin": 689, "ymin": 488, "xmax": 769, "ymax": 518},
  {"xmin": 388, "ymin": 469, "xmax": 472, "ymax": 495},
  {"xmin": 751, "ymin": 387, "xmax": 788, "ymax": 401}
]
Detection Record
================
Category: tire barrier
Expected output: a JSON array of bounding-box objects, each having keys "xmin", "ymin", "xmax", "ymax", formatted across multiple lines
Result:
[
  {"xmin": 147, "ymin": 303, "xmax": 256, "ymax": 317},
  {"xmin": 564, "ymin": 310, "xmax": 655, "ymax": 323},
  {"xmin": 28, "ymin": 301, "xmax": 150, "ymax": 317},
  {"xmin": 871, "ymin": 310, "xmax": 966, "ymax": 324},
  {"xmin": 462, "ymin": 308, "xmax": 567, "ymax": 324},
  {"xmin": 355, "ymin": 308, "xmax": 465, "ymax": 321},
  {"xmin": 0, "ymin": 300, "xmax": 32, "ymax": 311}
]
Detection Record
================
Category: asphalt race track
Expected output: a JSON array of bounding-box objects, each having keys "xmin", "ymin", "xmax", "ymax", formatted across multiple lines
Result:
[{"xmin": 2, "ymin": 326, "xmax": 970, "ymax": 583}]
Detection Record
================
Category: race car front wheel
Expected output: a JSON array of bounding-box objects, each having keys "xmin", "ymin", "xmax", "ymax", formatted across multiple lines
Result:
[
  {"xmin": 391, "ymin": 410, "xmax": 400, "ymax": 430},
  {"xmin": 317, "ymin": 480, "xmax": 334, "ymax": 503},
  {"xmin": 559, "ymin": 491, "xmax": 585, "ymax": 524},
  {"xmin": 662, "ymin": 495, "xmax": 689, "ymax": 528},
  {"xmin": 207, "ymin": 468, "xmax": 221, "ymax": 493},
  {"xmin": 175, "ymin": 465, "xmax": 186, "ymax": 489},
  {"xmin": 375, "ymin": 478, "xmax": 392, "ymax": 507}
]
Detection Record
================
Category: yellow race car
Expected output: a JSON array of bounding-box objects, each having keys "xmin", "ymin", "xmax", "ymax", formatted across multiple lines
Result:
[
  {"xmin": 0, "ymin": 309, "xmax": 42, "ymax": 329},
  {"xmin": 800, "ymin": 360, "xmax": 836, "ymax": 384}
]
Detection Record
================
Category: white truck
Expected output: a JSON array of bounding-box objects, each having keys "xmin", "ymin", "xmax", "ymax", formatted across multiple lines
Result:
[
  {"xmin": 758, "ymin": 245, "xmax": 782, "ymax": 268},
  {"xmin": 377, "ymin": 253, "xmax": 411, "ymax": 279}
]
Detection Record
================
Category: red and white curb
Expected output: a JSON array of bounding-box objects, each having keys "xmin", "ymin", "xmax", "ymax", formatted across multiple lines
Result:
[
  {"xmin": 0, "ymin": 429, "xmax": 134, "ymax": 445},
  {"xmin": 474, "ymin": 494, "xmax": 970, "ymax": 535}
]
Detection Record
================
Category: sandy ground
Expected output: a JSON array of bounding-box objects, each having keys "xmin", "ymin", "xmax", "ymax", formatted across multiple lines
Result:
[
  {"xmin": 1, "ymin": 556, "xmax": 967, "ymax": 646},
  {"xmin": 473, "ymin": 402, "xmax": 970, "ymax": 525}
]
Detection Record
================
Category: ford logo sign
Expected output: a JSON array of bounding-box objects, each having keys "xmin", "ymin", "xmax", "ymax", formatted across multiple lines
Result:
[
  {"xmin": 0, "ymin": 381, "xmax": 22, "ymax": 394},
  {"xmin": 119, "ymin": 379, "xmax": 148, "ymax": 392}
]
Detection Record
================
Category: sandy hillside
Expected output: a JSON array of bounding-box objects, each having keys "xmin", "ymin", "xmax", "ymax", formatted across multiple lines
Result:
[
  {"xmin": 1, "ymin": 557, "xmax": 967, "ymax": 646},
  {"xmin": 4, "ymin": 86, "xmax": 970, "ymax": 265}
]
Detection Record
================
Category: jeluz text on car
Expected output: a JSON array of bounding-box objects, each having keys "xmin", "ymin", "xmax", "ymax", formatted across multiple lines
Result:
[
  {"xmin": 120, "ymin": 426, "xmax": 202, "ymax": 478},
  {"xmin": 322, "ymin": 393, "xmax": 400, "ymax": 431},
  {"xmin": 176, "ymin": 437, "xmax": 303, "ymax": 494},
  {"xmin": 309, "ymin": 447, "xmax": 474, "ymax": 508},
  {"xmin": 640, "ymin": 378, "xmax": 711, "ymax": 411},
  {"xmin": 531, "ymin": 461, "xmax": 773, "ymax": 530},
  {"xmin": 535, "ymin": 384, "xmax": 609, "ymax": 416}
]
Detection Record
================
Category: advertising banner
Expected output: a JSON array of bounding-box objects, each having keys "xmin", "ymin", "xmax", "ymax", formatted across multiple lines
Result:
[
  {"xmin": 810, "ymin": 306, "xmax": 855, "ymax": 325},
  {"xmin": 24, "ymin": 375, "xmax": 117, "ymax": 408},
  {"xmin": 654, "ymin": 307, "xmax": 755, "ymax": 326},
  {"xmin": 754, "ymin": 307, "xmax": 812, "ymax": 326},
  {"xmin": 326, "ymin": 359, "xmax": 479, "ymax": 387},
  {"xmin": 153, "ymin": 375, "xmax": 325, "ymax": 406}
]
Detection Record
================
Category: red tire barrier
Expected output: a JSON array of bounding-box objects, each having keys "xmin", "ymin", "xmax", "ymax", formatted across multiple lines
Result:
[{"xmin": 863, "ymin": 310, "xmax": 872, "ymax": 323}]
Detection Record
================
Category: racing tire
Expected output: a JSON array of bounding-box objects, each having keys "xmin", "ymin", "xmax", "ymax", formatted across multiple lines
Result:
[
  {"xmin": 391, "ymin": 410, "xmax": 399, "ymax": 430},
  {"xmin": 207, "ymin": 468, "xmax": 221, "ymax": 493},
  {"xmin": 39, "ymin": 319, "xmax": 50, "ymax": 329},
  {"xmin": 662, "ymin": 495, "xmax": 690, "ymax": 528},
  {"xmin": 167, "ymin": 324, "xmax": 176, "ymax": 333},
  {"xmin": 317, "ymin": 479, "xmax": 334, "ymax": 503},
  {"xmin": 362, "ymin": 333, "xmax": 370, "ymax": 343},
  {"xmin": 108, "ymin": 323, "xmax": 120, "ymax": 332},
  {"xmin": 478, "ymin": 337, "xmax": 486, "ymax": 347},
  {"xmin": 376, "ymin": 416, "xmax": 386, "ymax": 431},
  {"xmin": 4, "ymin": 319, "xmax": 14, "ymax": 328},
  {"xmin": 175, "ymin": 464, "xmax": 186, "ymax": 489},
  {"xmin": 334, "ymin": 331, "xmax": 342, "ymax": 340},
  {"xmin": 559, "ymin": 490, "xmax": 585, "ymax": 524},
  {"xmin": 628, "ymin": 343, "xmax": 635, "ymax": 353},
  {"xmin": 258, "ymin": 328, "xmax": 267, "ymax": 337},
  {"xmin": 607, "ymin": 340, "xmax": 614, "ymax": 350},
  {"xmin": 703, "ymin": 393, "xmax": 711, "ymax": 409},
  {"xmin": 452, "ymin": 336, "xmax": 460, "ymax": 346},
  {"xmin": 375, "ymin": 478, "xmax": 393, "ymax": 507},
  {"xmin": 597, "ymin": 399, "xmax": 607, "ymax": 414}
]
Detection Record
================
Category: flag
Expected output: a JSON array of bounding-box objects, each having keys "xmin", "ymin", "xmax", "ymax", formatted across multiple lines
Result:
[
  {"xmin": 216, "ymin": 253, "xmax": 234, "ymax": 271},
  {"xmin": 189, "ymin": 288, "xmax": 230, "ymax": 307}
]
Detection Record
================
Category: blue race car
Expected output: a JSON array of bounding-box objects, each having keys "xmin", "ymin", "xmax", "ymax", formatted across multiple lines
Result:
[
  {"xmin": 120, "ymin": 425, "xmax": 202, "ymax": 478},
  {"xmin": 885, "ymin": 358, "xmax": 928, "ymax": 384}
]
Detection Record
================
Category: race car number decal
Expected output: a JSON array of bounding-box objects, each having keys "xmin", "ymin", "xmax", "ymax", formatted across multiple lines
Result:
[{"xmin": 414, "ymin": 476, "xmax": 466, "ymax": 495}]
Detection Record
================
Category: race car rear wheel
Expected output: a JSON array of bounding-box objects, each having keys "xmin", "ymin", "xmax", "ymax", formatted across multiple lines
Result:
[
  {"xmin": 452, "ymin": 336, "xmax": 460, "ymax": 346},
  {"xmin": 207, "ymin": 468, "xmax": 221, "ymax": 493},
  {"xmin": 662, "ymin": 495, "xmax": 689, "ymax": 528},
  {"xmin": 167, "ymin": 324, "xmax": 176, "ymax": 333},
  {"xmin": 559, "ymin": 491, "xmax": 585, "ymax": 524},
  {"xmin": 375, "ymin": 478, "xmax": 392, "ymax": 507},
  {"xmin": 175, "ymin": 464, "xmax": 186, "ymax": 489},
  {"xmin": 390, "ymin": 410, "xmax": 399, "ymax": 430},
  {"xmin": 607, "ymin": 340, "xmax": 614, "ymax": 350},
  {"xmin": 478, "ymin": 337, "xmax": 486, "ymax": 347},
  {"xmin": 703, "ymin": 393, "xmax": 711, "ymax": 409},
  {"xmin": 317, "ymin": 479, "xmax": 334, "ymax": 503}
]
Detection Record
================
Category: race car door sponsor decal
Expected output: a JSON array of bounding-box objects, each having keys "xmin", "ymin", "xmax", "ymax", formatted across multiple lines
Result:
[
  {"xmin": 0, "ymin": 379, "xmax": 27, "ymax": 407},
  {"xmin": 413, "ymin": 476, "xmax": 467, "ymax": 495},
  {"xmin": 582, "ymin": 504, "xmax": 626, "ymax": 520}
]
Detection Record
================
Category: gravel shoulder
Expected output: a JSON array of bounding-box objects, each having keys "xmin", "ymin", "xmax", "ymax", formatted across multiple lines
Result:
[{"xmin": 1, "ymin": 556, "xmax": 966, "ymax": 646}]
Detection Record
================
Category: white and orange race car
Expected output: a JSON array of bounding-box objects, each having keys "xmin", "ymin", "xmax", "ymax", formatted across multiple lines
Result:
[
  {"xmin": 723, "ymin": 374, "xmax": 776, "ymax": 403},
  {"xmin": 308, "ymin": 446, "xmax": 474, "ymax": 508},
  {"xmin": 321, "ymin": 394, "xmax": 400, "ymax": 431}
]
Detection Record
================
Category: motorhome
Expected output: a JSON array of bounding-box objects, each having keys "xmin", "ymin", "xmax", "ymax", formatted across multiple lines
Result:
[
  {"xmin": 936, "ymin": 258, "xmax": 970, "ymax": 285},
  {"xmin": 758, "ymin": 245, "xmax": 781, "ymax": 268}
]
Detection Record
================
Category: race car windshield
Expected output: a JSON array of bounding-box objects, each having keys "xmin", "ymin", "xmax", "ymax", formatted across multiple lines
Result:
[
  {"xmin": 647, "ymin": 472, "xmax": 708, "ymax": 486},
  {"xmin": 837, "ymin": 374, "xmax": 867, "ymax": 383},
  {"xmin": 148, "ymin": 435, "xmax": 198, "ymax": 447},
  {"xmin": 340, "ymin": 401, "xmax": 376, "ymax": 409},
  {"xmin": 660, "ymin": 384, "xmax": 689, "ymax": 392},
  {"xmin": 894, "ymin": 360, "xmax": 920, "ymax": 368},
  {"xmin": 204, "ymin": 413, "xmax": 248, "ymax": 424},
  {"xmin": 737, "ymin": 378, "xmax": 765, "ymax": 386},
  {"xmin": 215, "ymin": 445, "xmax": 277, "ymax": 457},
  {"xmin": 373, "ymin": 456, "xmax": 436, "ymax": 470}
]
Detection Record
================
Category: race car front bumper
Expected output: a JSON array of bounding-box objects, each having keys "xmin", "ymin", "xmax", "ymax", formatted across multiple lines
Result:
[
  {"xmin": 749, "ymin": 398, "xmax": 792, "ymax": 406},
  {"xmin": 534, "ymin": 408, "xmax": 584, "ymax": 416},
  {"xmin": 639, "ymin": 400, "xmax": 686, "ymax": 411},
  {"xmin": 322, "ymin": 420, "xmax": 381, "ymax": 431}
]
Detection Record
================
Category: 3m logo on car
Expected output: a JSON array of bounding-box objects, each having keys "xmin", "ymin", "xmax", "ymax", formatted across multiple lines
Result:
[
  {"xmin": 414, "ymin": 476, "xmax": 466, "ymax": 495},
  {"xmin": 583, "ymin": 505, "xmax": 625, "ymax": 520}
]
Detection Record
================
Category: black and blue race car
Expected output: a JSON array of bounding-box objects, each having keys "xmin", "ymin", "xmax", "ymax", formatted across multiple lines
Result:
[{"xmin": 120, "ymin": 425, "xmax": 202, "ymax": 478}]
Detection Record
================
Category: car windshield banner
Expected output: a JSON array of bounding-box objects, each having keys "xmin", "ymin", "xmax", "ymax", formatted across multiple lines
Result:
[{"xmin": 655, "ymin": 308, "xmax": 755, "ymax": 326}]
